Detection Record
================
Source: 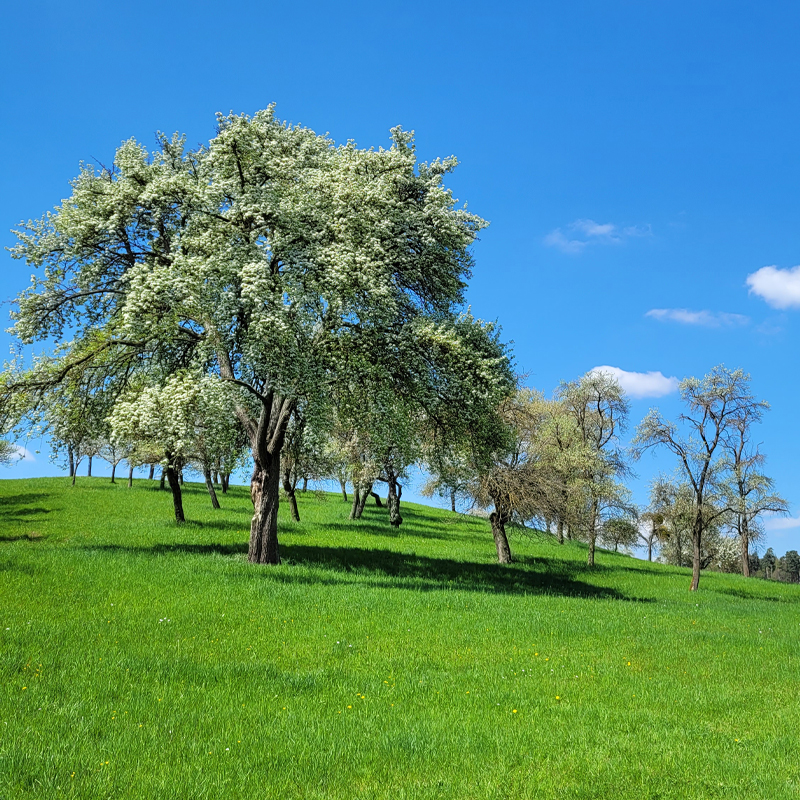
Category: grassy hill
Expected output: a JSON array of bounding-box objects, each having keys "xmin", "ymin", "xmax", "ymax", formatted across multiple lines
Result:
[{"xmin": 2, "ymin": 477, "xmax": 799, "ymax": 799}]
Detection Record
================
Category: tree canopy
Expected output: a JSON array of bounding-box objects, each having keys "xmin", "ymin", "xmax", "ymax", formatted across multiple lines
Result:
[{"xmin": 4, "ymin": 107, "xmax": 513, "ymax": 563}]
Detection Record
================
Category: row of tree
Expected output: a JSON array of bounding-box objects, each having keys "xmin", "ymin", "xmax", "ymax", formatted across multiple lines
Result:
[{"xmin": 0, "ymin": 108, "xmax": 791, "ymax": 591}]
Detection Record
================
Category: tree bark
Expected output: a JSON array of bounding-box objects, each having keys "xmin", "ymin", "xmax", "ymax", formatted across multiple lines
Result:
[
  {"xmin": 204, "ymin": 468, "xmax": 221, "ymax": 510},
  {"xmin": 587, "ymin": 500, "xmax": 598, "ymax": 567},
  {"xmin": 166, "ymin": 460, "xmax": 185, "ymax": 523},
  {"xmin": 489, "ymin": 507, "xmax": 513, "ymax": 563},
  {"xmin": 221, "ymin": 473, "xmax": 229, "ymax": 493},
  {"xmin": 450, "ymin": 489, "xmax": 456, "ymax": 513},
  {"xmin": 160, "ymin": 468, "xmax": 166, "ymax": 490},
  {"xmin": 111, "ymin": 462, "xmax": 117, "ymax": 484},
  {"xmin": 556, "ymin": 518, "xmax": 564, "ymax": 545},
  {"xmin": 302, "ymin": 477, "xmax": 308, "ymax": 492},
  {"xmin": 386, "ymin": 478, "xmax": 402, "ymax": 528},
  {"xmin": 282, "ymin": 466, "xmax": 300, "ymax": 522},
  {"xmin": 248, "ymin": 451, "xmax": 282, "ymax": 564},
  {"xmin": 68, "ymin": 446, "xmax": 75, "ymax": 478},
  {"xmin": 128, "ymin": 464, "xmax": 134, "ymax": 488},
  {"xmin": 741, "ymin": 516, "xmax": 751, "ymax": 577},
  {"xmin": 371, "ymin": 491, "xmax": 383, "ymax": 508},
  {"xmin": 148, "ymin": 464, "xmax": 155, "ymax": 481},
  {"xmin": 340, "ymin": 480, "xmax": 348, "ymax": 503},
  {"xmin": 87, "ymin": 455, "xmax": 92, "ymax": 477},
  {"xmin": 690, "ymin": 514, "xmax": 703, "ymax": 591},
  {"xmin": 349, "ymin": 485, "xmax": 361, "ymax": 519},
  {"xmin": 356, "ymin": 483, "xmax": 371, "ymax": 518}
]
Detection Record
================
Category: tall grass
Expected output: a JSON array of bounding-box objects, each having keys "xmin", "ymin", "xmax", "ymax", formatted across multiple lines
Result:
[{"xmin": 1, "ymin": 477, "xmax": 799, "ymax": 798}]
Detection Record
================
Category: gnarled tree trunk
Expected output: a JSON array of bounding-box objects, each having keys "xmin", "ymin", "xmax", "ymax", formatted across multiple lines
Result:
[
  {"xmin": 386, "ymin": 477, "xmax": 402, "ymax": 528},
  {"xmin": 489, "ymin": 505, "xmax": 513, "ymax": 564},
  {"xmin": 249, "ymin": 451, "xmax": 282, "ymax": 563}
]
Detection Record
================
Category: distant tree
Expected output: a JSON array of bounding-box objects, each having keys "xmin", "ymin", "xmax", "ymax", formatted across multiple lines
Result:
[
  {"xmin": 779, "ymin": 550, "xmax": 800, "ymax": 583},
  {"xmin": 762, "ymin": 547, "xmax": 778, "ymax": 580},
  {"xmin": 109, "ymin": 372, "xmax": 242, "ymax": 521},
  {"xmin": 634, "ymin": 366, "xmax": 765, "ymax": 591},
  {"xmin": 557, "ymin": 371, "xmax": 631, "ymax": 567},
  {"xmin": 465, "ymin": 389, "xmax": 565, "ymax": 563},
  {"xmin": 600, "ymin": 516, "xmax": 639, "ymax": 553},
  {"xmin": 722, "ymin": 407, "xmax": 788, "ymax": 576}
]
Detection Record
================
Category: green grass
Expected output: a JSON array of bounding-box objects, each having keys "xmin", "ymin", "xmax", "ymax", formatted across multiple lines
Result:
[{"xmin": 2, "ymin": 477, "xmax": 800, "ymax": 799}]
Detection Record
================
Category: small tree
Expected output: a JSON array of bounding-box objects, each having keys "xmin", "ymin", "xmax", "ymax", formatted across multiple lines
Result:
[
  {"xmin": 722, "ymin": 408, "xmax": 788, "ymax": 577},
  {"xmin": 600, "ymin": 516, "xmax": 639, "ymax": 553},
  {"xmin": 634, "ymin": 366, "xmax": 765, "ymax": 591},
  {"xmin": 557, "ymin": 371, "xmax": 631, "ymax": 567}
]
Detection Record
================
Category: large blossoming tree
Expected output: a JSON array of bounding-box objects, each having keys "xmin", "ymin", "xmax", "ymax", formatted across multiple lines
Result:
[{"xmin": 6, "ymin": 107, "xmax": 512, "ymax": 563}]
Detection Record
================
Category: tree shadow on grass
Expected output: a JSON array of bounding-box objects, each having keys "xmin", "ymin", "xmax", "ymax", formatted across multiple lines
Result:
[
  {"xmin": 0, "ymin": 493, "xmax": 53, "ymax": 530},
  {"xmin": 81, "ymin": 540, "xmax": 653, "ymax": 601},
  {"xmin": 710, "ymin": 586, "xmax": 800, "ymax": 603}
]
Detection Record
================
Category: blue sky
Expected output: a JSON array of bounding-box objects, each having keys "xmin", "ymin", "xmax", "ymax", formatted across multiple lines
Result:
[{"xmin": 2, "ymin": 1, "xmax": 800, "ymax": 553}]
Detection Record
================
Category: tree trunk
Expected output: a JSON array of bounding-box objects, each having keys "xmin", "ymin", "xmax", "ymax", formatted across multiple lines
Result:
[
  {"xmin": 340, "ymin": 480, "xmax": 348, "ymax": 503},
  {"xmin": 178, "ymin": 470, "xmax": 184, "ymax": 486},
  {"xmin": 248, "ymin": 452, "xmax": 282, "ymax": 564},
  {"xmin": 489, "ymin": 507, "xmax": 513, "ymax": 564},
  {"xmin": 587, "ymin": 500, "xmax": 598, "ymax": 567},
  {"xmin": 68, "ymin": 446, "xmax": 75, "ymax": 478},
  {"xmin": 221, "ymin": 473, "xmax": 229, "ymax": 493},
  {"xmin": 371, "ymin": 491, "xmax": 383, "ymax": 508},
  {"xmin": 450, "ymin": 489, "xmax": 456, "ymax": 513},
  {"xmin": 690, "ymin": 513, "xmax": 703, "ymax": 591},
  {"xmin": 356, "ymin": 483, "xmax": 371, "ymax": 518},
  {"xmin": 647, "ymin": 536, "xmax": 653, "ymax": 562},
  {"xmin": 128, "ymin": 464, "xmax": 134, "ymax": 488},
  {"xmin": 204, "ymin": 468, "xmax": 221, "ymax": 510},
  {"xmin": 302, "ymin": 477, "xmax": 308, "ymax": 492},
  {"xmin": 349, "ymin": 485, "xmax": 361, "ymax": 519},
  {"xmin": 282, "ymin": 467, "xmax": 300, "ymax": 522},
  {"xmin": 160, "ymin": 468, "xmax": 166, "ymax": 490},
  {"xmin": 741, "ymin": 516, "xmax": 751, "ymax": 577},
  {"xmin": 87, "ymin": 455, "xmax": 92, "ymax": 477},
  {"xmin": 148, "ymin": 464, "xmax": 155, "ymax": 481},
  {"xmin": 110, "ymin": 462, "xmax": 117, "ymax": 484},
  {"xmin": 386, "ymin": 478, "xmax": 402, "ymax": 528},
  {"xmin": 556, "ymin": 518, "xmax": 564, "ymax": 545},
  {"xmin": 214, "ymin": 470, "xmax": 220, "ymax": 486},
  {"xmin": 166, "ymin": 461, "xmax": 185, "ymax": 523}
]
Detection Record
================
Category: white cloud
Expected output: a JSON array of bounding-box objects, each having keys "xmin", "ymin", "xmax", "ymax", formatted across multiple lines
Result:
[
  {"xmin": 746, "ymin": 265, "xmax": 800, "ymax": 309},
  {"xmin": 544, "ymin": 219, "xmax": 650, "ymax": 254},
  {"xmin": 11, "ymin": 445, "xmax": 35, "ymax": 463},
  {"xmin": 590, "ymin": 366, "xmax": 680, "ymax": 399},
  {"xmin": 764, "ymin": 515, "xmax": 800, "ymax": 532},
  {"xmin": 646, "ymin": 308, "xmax": 750, "ymax": 327}
]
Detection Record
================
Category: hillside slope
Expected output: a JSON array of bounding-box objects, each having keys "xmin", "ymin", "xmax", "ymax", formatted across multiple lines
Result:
[{"xmin": 2, "ymin": 477, "xmax": 799, "ymax": 799}]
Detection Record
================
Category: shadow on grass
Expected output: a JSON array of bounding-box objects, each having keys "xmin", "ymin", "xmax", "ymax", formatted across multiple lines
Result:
[
  {"xmin": 0, "ymin": 493, "xmax": 53, "ymax": 529},
  {"xmin": 80, "ymin": 540, "xmax": 653, "ymax": 601},
  {"xmin": 710, "ymin": 586, "xmax": 800, "ymax": 603}
]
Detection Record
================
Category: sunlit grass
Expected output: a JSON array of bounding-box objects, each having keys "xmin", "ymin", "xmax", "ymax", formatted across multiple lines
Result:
[{"xmin": 2, "ymin": 477, "xmax": 799, "ymax": 798}]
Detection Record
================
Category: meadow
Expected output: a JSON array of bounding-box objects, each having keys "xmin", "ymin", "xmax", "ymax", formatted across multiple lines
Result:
[{"xmin": 1, "ymin": 477, "xmax": 799, "ymax": 799}]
